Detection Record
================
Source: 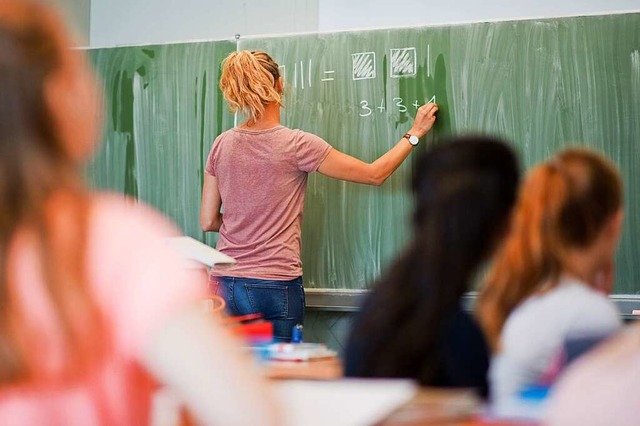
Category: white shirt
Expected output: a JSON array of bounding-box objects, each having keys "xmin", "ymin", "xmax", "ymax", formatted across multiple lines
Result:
[{"xmin": 489, "ymin": 275, "xmax": 621, "ymax": 407}]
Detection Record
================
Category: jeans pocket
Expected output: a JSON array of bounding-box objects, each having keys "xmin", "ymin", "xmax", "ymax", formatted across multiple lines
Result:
[
  {"xmin": 244, "ymin": 283, "xmax": 288, "ymax": 320},
  {"xmin": 298, "ymin": 282, "xmax": 306, "ymax": 305}
]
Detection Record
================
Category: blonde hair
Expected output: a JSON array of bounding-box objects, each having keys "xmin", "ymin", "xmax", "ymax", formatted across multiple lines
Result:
[
  {"xmin": 477, "ymin": 148, "xmax": 622, "ymax": 351},
  {"xmin": 219, "ymin": 50, "xmax": 282, "ymax": 123}
]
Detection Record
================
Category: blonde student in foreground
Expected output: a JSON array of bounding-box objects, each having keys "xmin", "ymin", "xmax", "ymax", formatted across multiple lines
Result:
[
  {"xmin": 477, "ymin": 148, "xmax": 623, "ymax": 410},
  {"xmin": 201, "ymin": 50, "xmax": 438, "ymax": 341},
  {"xmin": 545, "ymin": 322, "xmax": 640, "ymax": 426},
  {"xmin": 0, "ymin": 1, "xmax": 278, "ymax": 425}
]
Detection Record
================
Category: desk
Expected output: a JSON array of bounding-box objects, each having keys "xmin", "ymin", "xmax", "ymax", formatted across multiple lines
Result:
[
  {"xmin": 174, "ymin": 373, "xmax": 538, "ymax": 426},
  {"xmin": 261, "ymin": 359, "xmax": 537, "ymax": 425},
  {"xmin": 380, "ymin": 389, "xmax": 539, "ymax": 426},
  {"xmin": 261, "ymin": 357, "xmax": 343, "ymax": 380}
]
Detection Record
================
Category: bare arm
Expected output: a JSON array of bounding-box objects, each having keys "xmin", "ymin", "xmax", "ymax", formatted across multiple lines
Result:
[
  {"xmin": 141, "ymin": 307, "xmax": 281, "ymax": 426},
  {"xmin": 200, "ymin": 174, "xmax": 223, "ymax": 232},
  {"xmin": 317, "ymin": 102, "xmax": 438, "ymax": 186}
]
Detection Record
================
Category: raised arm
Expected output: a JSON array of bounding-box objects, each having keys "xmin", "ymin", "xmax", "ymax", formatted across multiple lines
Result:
[
  {"xmin": 200, "ymin": 174, "xmax": 223, "ymax": 232},
  {"xmin": 317, "ymin": 102, "xmax": 438, "ymax": 186}
]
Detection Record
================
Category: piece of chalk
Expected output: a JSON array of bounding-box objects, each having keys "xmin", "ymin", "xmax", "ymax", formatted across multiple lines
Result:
[{"xmin": 632, "ymin": 310, "xmax": 640, "ymax": 315}]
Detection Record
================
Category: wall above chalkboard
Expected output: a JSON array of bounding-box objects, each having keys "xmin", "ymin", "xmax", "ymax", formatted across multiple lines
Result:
[{"xmin": 87, "ymin": 13, "xmax": 640, "ymax": 294}]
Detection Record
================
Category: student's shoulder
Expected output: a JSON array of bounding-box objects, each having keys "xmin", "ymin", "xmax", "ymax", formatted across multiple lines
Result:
[
  {"xmin": 558, "ymin": 281, "xmax": 621, "ymax": 332},
  {"xmin": 89, "ymin": 193, "xmax": 179, "ymax": 242},
  {"xmin": 85, "ymin": 193, "xmax": 196, "ymax": 297},
  {"xmin": 522, "ymin": 278, "xmax": 611, "ymax": 312},
  {"xmin": 446, "ymin": 308, "xmax": 488, "ymax": 347},
  {"xmin": 558, "ymin": 280, "xmax": 616, "ymax": 312},
  {"xmin": 448, "ymin": 307, "xmax": 480, "ymax": 329}
]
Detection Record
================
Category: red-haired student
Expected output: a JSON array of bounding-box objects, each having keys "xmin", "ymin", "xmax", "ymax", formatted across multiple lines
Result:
[{"xmin": 477, "ymin": 149, "xmax": 624, "ymax": 409}]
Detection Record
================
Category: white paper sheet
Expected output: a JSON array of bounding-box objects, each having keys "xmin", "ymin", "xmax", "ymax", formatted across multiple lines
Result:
[
  {"xmin": 167, "ymin": 236, "xmax": 235, "ymax": 267},
  {"xmin": 273, "ymin": 379, "xmax": 417, "ymax": 426}
]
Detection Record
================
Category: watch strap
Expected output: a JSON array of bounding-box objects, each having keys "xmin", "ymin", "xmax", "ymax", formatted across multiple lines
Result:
[{"xmin": 403, "ymin": 133, "xmax": 419, "ymax": 146}]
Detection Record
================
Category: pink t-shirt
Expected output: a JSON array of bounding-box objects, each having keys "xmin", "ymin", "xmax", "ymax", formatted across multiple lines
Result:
[
  {"xmin": 0, "ymin": 195, "xmax": 204, "ymax": 425},
  {"xmin": 206, "ymin": 126, "xmax": 332, "ymax": 280}
]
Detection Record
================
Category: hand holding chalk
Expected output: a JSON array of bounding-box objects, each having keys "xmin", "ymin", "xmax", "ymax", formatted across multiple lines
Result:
[{"xmin": 409, "ymin": 102, "xmax": 438, "ymax": 138}]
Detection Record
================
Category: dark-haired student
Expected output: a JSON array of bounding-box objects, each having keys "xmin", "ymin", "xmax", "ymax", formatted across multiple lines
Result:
[{"xmin": 344, "ymin": 137, "xmax": 521, "ymax": 397}]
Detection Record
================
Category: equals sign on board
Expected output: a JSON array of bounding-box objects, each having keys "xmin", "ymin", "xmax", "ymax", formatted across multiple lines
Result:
[{"xmin": 321, "ymin": 70, "xmax": 335, "ymax": 82}]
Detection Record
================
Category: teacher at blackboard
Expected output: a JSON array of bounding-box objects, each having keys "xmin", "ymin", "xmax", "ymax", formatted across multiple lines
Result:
[{"xmin": 201, "ymin": 50, "xmax": 438, "ymax": 341}]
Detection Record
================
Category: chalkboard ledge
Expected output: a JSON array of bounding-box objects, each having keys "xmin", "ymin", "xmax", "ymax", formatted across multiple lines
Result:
[
  {"xmin": 305, "ymin": 289, "xmax": 640, "ymax": 320},
  {"xmin": 305, "ymin": 288, "xmax": 368, "ymax": 312}
]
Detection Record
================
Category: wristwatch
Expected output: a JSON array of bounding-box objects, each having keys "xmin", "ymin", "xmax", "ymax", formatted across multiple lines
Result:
[{"xmin": 403, "ymin": 133, "xmax": 420, "ymax": 146}]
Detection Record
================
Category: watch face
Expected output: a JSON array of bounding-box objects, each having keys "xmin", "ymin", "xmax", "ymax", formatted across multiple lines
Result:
[{"xmin": 409, "ymin": 135, "xmax": 419, "ymax": 146}]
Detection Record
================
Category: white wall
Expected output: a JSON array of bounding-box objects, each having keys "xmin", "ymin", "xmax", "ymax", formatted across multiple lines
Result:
[
  {"xmin": 90, "ymin": 0, "xmax": 319, "ymax": 47},
  {"xmin": 318, "ymin": 0, "xmax": 640, "ymax": 32},
  {"xmin": 45, "ymin": 0, "xmax": 91, "ymax": 45},
  {"xmin": 89, "ymin": 0, "xmax": 640, "ymax": 47}
]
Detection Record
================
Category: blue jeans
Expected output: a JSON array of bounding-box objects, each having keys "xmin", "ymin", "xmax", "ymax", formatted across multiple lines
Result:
[{"xmin": 210, "ymin": 276, "xmax": 305, "ymax": 342}]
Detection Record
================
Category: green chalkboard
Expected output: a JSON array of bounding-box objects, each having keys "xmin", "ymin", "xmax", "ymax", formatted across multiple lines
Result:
[
  {"xmin": 86, "ymin": 40, "xmax": 235, "ymax": 246},
  {"xmin": 238, "ymin": 13, "xmax": 640, "ymax": 293},
  {"xmin": 87, "ymin": 13, "xmax": 640, "ymax": 294}
]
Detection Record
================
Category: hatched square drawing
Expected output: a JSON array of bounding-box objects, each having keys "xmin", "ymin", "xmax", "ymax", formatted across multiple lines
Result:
[
  {"xmin": 390, "ymin": 47, "xmax": 417, "ymax": 78},
  {"xmin": 352, "ymin": 52, "xmax": 376, "ymax": 80}
]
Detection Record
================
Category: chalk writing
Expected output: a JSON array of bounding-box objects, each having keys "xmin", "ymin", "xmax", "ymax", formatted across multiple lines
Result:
[
  {"xmin": 393, "ymin": 97, "xmax": 407, "ymax": 113},
  {"xmin": 390, "ymin": 47, "xmax": 417, "ymax": 78},
  {"xmin": 322, "ymin": 70, "xmax": 335, "ymax": 82},
  {"xmin": 359, "ymin": 100, "xmax": 373, "ymax": 117},
  {"xmin": 359, "ymin": 97, "xmax": 435, "ymax": 118},
  {"xmin": 352, "ymin": 52, "xmax": 376, "ymax": 80}
]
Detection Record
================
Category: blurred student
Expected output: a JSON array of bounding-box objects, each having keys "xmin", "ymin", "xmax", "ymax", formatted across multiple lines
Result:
[
  {"xmin": 201, "ymin": 50, "xmax": 438, "ymax": 341},
  {"xmin": 546, "ymin": 323, "xmax": 640, "ymax": 426},
  {"xmin": 477, "ymin": 148, "xmax": 623, "ymax": 408},
  {"xmin": 344, "ymin": 137, "xmax": 520, "ymax": 397},
  {"xmin": 0, "ymin": 1, "xmax": 278, "ymax": 424}
]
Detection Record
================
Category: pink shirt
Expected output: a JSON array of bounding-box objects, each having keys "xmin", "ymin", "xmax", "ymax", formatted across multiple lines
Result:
[
  {"xmin": 206, "ymin": 126, "xmax": 332, "ymax": 280},
  {"xmin": 0, "ymin": 196, "xmax": 203, "ymax": 425}
]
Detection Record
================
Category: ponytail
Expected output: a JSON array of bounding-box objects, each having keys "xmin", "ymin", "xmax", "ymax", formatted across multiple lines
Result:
[
  {"xmin": 219, "ymin": 50, "xmax": 282, "ymax": 124},
  {"xmin": 477, "ymin": 164, "xmax": 568, "ymax": 350},
  {"xmin": 350, "ymin": 137, "xmax": 519, "ymax": 384},
  {"xmin": 477, "ymin": 148, "xmax": 622, "ymax": 351}
]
